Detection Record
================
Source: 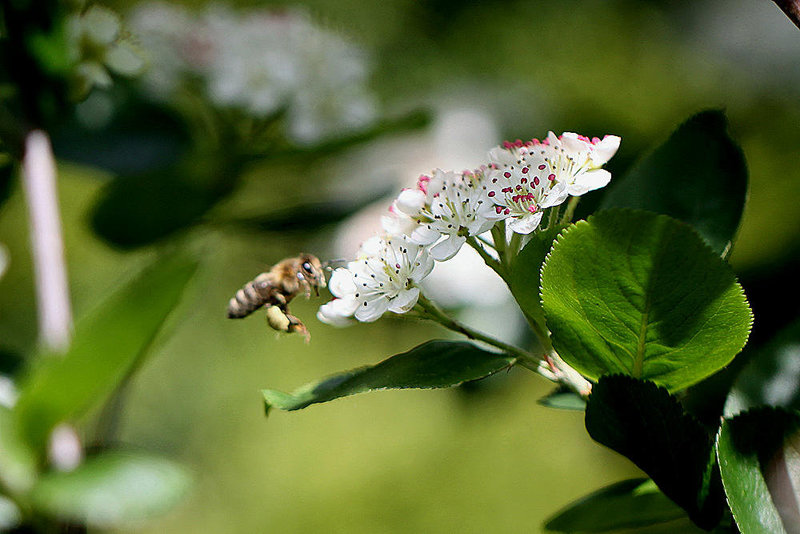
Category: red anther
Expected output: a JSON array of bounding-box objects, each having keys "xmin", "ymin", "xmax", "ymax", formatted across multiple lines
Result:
[
  {"xmin": 534, "ymin": 177, "xmax": 540, "ymax": 186},
  {"xmin": 522, "ymin": 167, "xmax": 529, "ymax": 174},
  {"xmin": 488, "ymin": 191, "xmax": 496, "ymax": 197},
  {"xmin": 504, "ymin": 171, "xmax": 511, "ymax": 178},
  {"xmin": 538, "ymin": 164, "xmax": 546, "ymax": 170},
  {"xmin": 548, "ymin": 173, "xmax": 556, "ymax": 181}
]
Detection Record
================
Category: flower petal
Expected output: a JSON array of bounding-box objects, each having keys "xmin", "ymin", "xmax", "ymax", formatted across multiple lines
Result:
[
  {"xmin": 589, "ymin": 135, "xmax": 621, "ymax": 166},
  {"xmin": 430, "ymin": 235, "xmax": 466, "ymax": 261},
  {"xmin": 408, "ymin": 224, "xmax": 441, "ymax": 245},
  {"xmin": 328, "ymin": 268, "xmax": 356, "ymax": 298},
  {"xmin": 507, "ymin": 212, "xmax": 543, "ymax": 234},
  {"xmin": 395, "ymin": 188, "xmax": 426, "ymax": 216},
  {"xmin": 317, "ymin": 300, "xmax": 355, "ymax": 327},
  {"xmin": 355, "ymin": 296, "xmax": 390, "ymax": 322},
  {"xmin": 388, "ymin": 287, "xmax": 419, "ymax": 313},
  {"xmin": 569, "ymin": 169, "xmax": 611, "ymax": 196}
]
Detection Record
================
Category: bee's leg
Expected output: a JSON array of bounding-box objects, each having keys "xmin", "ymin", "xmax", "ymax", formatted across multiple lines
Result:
[
  {"xmin": 265, "ymin": 305, "xmax": 310, "ymax": 342},
  {"xmin": 284, "ymin": 313, "xmax": 310, "ymax": 343}
]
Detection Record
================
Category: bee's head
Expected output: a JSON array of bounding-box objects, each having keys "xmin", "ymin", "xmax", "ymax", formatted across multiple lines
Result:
[{"xmin": 295, "ymin": 254, "xmax": 326, "ymax": 296}]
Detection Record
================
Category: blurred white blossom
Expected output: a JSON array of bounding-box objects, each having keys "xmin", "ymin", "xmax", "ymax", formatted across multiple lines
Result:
[
  {"xmin": 130, "ymin": 3, "xmax": 377, "ymax": 145},
  {"xmin": 48, "ymin": 424, "xmax": 84, "ymax": 472},
  {"xmin": 0, "ymin": 375, "xmax": 17, "ymax": 409}
]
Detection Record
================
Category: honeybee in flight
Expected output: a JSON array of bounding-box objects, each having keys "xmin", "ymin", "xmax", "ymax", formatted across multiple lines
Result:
[{"xmin": 227, "ymin": 254, "xmax": 326, "ymax": 339}]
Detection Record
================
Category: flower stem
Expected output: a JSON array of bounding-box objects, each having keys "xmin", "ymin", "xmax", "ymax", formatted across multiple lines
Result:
[
  {"xmin": 490, "ymin": 223, "xmax": 507, "ymax": 269},
  {"xmin": 560, "ymin": 196, "xmax": 580, "ymax": 224},
  {"xmin": 415, "ymin": 294, "xmax": 530, "ymax": 362},
  {"xmin": 466, "ymin": 236, "xmax": 507, "ymax": 280}
]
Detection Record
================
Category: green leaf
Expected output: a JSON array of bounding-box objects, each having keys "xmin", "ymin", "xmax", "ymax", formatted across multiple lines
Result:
[
  {"xmin": 541, "ymin": 209, "xmax": 752, "ymax": 392},
  {"xmin": 14, "ymin": 251, "xmax": 199, "ymax": 448},
  {"xmin": 511, "ymin": 223, "xmax": 566, "ymax": 327},
  {"xmin": 263, "ymin": 340, "xmax": 515, "ymax": 414},
  {"xmin": 726, "ymin": 317, "xmax": 800, "ymax": 416},
  {"xmin": 600, "ymin": 110, "xmax": 747, "ymax": 256},
  {"xmin": 90, "ymin": 155, "xmax": 235, "ymax": 248},
  {"xmin": 585, "ymin": 376, "xmax": 725, "ymax": 529},
  {"xmin": 29, "ymin": 450, "xmax": 191, "ymax": 528},
  {"xmin": 717, "ymin": 408, "xmax": 800, "ymax": 534},
  {"xmin": 0, "ymin": 406, "xmax": 37, "ymax": 494},
  {"xmin": 537, "ymin": 386, "xmax": 586, "ymax": 411},
  {"xmin": 544, "ymin": 478, "xmax": 687, "ymax": 532}
]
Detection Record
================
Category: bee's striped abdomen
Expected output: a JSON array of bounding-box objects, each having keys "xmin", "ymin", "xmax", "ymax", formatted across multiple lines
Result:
[{"xmin": 227, "ymin": 273, "xmax": 272, "ymax": 318}]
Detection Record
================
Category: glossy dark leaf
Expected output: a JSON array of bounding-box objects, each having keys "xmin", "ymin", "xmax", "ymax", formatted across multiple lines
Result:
[
  {"xmin": 263, "ymin": 340, "xmax": 515, "ymax": 414},
  {"xmin": 717, "ymin": 408, "xmax": 800, "ymax": 534},
  {"xmin": 544, "ymin": 478, "xmax": 687, "ymax": 532},
  {"xmin": 585, "ymin": 375, "xmax": 725, "ymax": 529},
  {"xmin": 600, "ymin": 110, "xmax": 747, "ymax": 256}
]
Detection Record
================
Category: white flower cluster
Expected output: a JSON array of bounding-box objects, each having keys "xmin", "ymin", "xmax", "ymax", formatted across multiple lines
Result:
[
  {"xmin": 319, "ymin": 132, "xmax": 621, "ymax": 325},
  {"xmin": 129, "ymin": 3, "xmax": 377, "ymax": 145}
]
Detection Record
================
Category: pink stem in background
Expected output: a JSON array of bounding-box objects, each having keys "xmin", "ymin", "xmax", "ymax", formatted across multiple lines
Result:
[
  {"xmin": 773, "ymin": 0, "xmax": 800, "ymax": 30},
  {"xmin": 22, "ymin": 130, "xmax": 72, "ymax": 353}
]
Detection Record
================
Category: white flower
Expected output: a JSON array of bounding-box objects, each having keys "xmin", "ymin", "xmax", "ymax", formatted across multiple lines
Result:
[
  {"xmin": 540, "ymin": 132, "xmax": 621, "ymax": 196},
  {"xmin": 318, "ymin": 235, "xmax": 434, "ymax": 324},
  {"xmin": 383, "ymin": 169, "xmax": 502, "ymax": 260},
  {"xmin": 485, "ymin": 148, "xmax": 568, "ymax": 234}
]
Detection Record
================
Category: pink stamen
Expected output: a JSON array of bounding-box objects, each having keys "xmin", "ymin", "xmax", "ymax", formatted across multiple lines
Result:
[{"xmin": 527, "ymin": 206, "xmax": 538, "ymax": 213}]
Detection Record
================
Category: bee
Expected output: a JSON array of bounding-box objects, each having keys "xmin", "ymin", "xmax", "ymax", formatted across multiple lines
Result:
[{"xmin": 227, "ymin": 254, "xmax": 326, "ymax": 339}]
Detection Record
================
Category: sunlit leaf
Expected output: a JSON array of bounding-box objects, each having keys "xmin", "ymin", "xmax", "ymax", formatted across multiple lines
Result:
[
  {"xmin": 263, "ymin": 340, "xmax": 515, "ymax": 414},
  {"xmin": 601, "ymin": 110, "xmax": 748, "ymax": 256},
  {"xmin": 717, "ymin": 408, "xmax": 800, "ymax": 534},
  {"xmin": 544, "ymin": 478, "xmax": 687, "ymax": 532},
  {"xmin": 541, "ymin": 209, "xmax": 752, "ymax": 392},
  {"xmin": 14, "ymin": 251, "xmax": 199, "ymax": 448},
  {"xmin": 29, "ymin": 450, "xmax": 191, "ymax": 528},
  {"xmin": 585, "ymin": 376, "xmax": 725, "ymax": 529}
]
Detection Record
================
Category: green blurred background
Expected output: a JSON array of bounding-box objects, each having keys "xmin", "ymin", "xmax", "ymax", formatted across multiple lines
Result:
[{"xmin": 2, "ymin": 0, "xmax": 800, "ymax": 531}]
